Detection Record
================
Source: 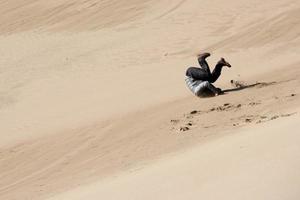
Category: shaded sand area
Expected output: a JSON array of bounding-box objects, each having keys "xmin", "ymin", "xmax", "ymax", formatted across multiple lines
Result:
[{"xmin": 0, "ymin": 0, "xmax": 300, "ymax": 199}]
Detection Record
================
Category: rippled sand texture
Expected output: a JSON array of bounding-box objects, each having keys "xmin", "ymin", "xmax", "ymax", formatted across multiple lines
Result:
[{"xmin": 0, "ymin": 0, "xmax": 300, "ymax": 199}]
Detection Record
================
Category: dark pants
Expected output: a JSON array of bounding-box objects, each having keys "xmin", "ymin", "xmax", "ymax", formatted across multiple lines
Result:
[{"xmin": 186, "ymin": 57, "xmax": 222, "ymax": 83}]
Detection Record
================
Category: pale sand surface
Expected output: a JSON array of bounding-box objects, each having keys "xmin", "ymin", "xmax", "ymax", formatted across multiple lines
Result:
[
  {"xmin": 49, "ymin": 114, "xmax": 300, "ymax": 200},
  {"xmin": 0, "ymin": 0, "xmax": 300, "ymax": 199}
]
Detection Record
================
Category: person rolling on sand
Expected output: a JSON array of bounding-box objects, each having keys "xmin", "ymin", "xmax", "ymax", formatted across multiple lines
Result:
[{"xmin": 185, "ymin": 52, "xmax": 231, "ymax": 97}]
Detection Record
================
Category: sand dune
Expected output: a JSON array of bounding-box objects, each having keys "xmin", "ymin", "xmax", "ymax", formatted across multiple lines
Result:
[
  {"xmin": 0, "ymin": 0, "xmax": 152, "ymax": 33},
  {"xmin": 49, "ymin": 114, "xmax": 300, "ymax": 200},
  {"xmin": 0, "ymin": 0, "xmax": 300, "ymax": 199}
]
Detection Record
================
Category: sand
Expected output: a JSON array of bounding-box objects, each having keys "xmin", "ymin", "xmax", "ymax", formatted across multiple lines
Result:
[{"xmin": 0, "ymin": 0, "xmax": 300, "ymax": 199}]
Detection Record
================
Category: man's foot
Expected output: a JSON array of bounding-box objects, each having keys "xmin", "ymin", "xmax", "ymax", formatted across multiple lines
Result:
[
  {"xmin": 218, "ymin": 58, "xmax": 231, "ymax": 68},
  {"xmin": 197, "ymin": 52, "xmax": 211, "ymax": 60}
]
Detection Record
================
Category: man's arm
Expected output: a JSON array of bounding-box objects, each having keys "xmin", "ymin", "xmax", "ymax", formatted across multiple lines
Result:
[{"xmin": 202, "ymin": 81, "xmax": 223, "ymax": 96}]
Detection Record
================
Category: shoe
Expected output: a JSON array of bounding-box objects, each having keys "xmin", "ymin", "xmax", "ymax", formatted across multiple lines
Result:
[
  {"xmin": 218, "ymin": 58, "xmax": 231, "ymax": 68},
  {"xmin": 197, "ymin": 52, "xmax": 211, "ymax": 60}
]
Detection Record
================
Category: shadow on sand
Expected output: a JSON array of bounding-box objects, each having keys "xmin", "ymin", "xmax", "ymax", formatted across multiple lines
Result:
[
  {"xmin": 222, "ymin": 83, "xmax": 261, "ymax": 93},
  {"xmin": 200, "ymin": 81, "xmax": 277, "ymax": 98},
  {"xmin": 223, "ymin": 81, "xmax": 278, "ymax": 93}
]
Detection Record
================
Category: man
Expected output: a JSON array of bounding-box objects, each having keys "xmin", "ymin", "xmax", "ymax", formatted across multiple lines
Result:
[{"xmin": 185, "ymin": 52, "xmax": 231, "ymax": 97}]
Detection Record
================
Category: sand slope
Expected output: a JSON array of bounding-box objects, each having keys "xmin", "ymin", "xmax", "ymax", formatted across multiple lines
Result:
[
  {"xmin": 49, "ymin": 114, "xmax": 300, "ymax": 200},
  {"xmin": 0, "ymin": 0, "xmax": 300, "ymax": 199}
]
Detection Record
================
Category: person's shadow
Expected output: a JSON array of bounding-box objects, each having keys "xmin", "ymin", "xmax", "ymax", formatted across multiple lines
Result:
[
  {"xmin": 223, "ymin": 81, "xmax": 278, "ymax": 93},
  {"xmin": 199, "ymin": 81, "xmax": 276, "ymax": 98},
  {"xmin": 222, "ymin": 83, "xmax": 261, "ymax": 93}
]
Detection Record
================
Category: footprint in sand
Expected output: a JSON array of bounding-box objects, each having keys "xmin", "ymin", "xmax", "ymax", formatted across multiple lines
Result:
[
  {"xmin": 170, "ymin": 119, "xmax": 180, "ymax": 124},
  {"xmin": 190, "ymin": 110, "xmax": 198, "ymax": 115},
  {"xmin": 281, "ymin": 113, "xmax": 297, "ymax": 117},
  {"xmin": 186, "ymin": 122, "xmax": 193, "ymax": 126},
  {"xmin": 286, "ymin": 93, "xmax": 297, "ymax": 98},
  {"xmin": 179, "ymin": 126, "xmax": 190, "ymax": 132},
  {"xmin": 270, "ymin": 115, "xmax": 280, "ymax": 120},
  {"xmin": 248, "ymin": 102, "xmax": 261, "ymax": 106}
]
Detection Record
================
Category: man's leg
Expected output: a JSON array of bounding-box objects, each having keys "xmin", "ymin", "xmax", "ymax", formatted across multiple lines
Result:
[
  {"xmin": 210, "ymin": 58, "xmax": 232, "ymax": 83},
  {"xmin": 197, "ymin": 53, "xmax": 212, "ymax": 75}
]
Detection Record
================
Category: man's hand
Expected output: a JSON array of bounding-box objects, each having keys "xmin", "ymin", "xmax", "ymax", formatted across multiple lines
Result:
[{"xmin": 215, "ymin": 88, "xmax": 224, "ymax": 96}]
